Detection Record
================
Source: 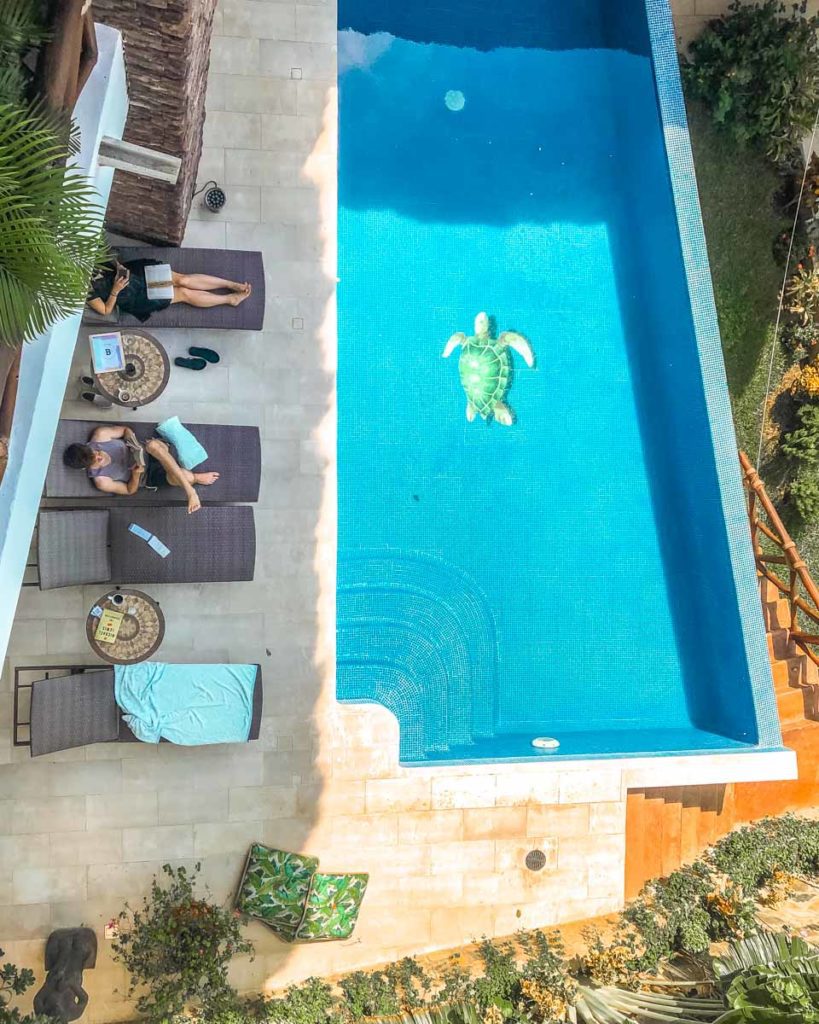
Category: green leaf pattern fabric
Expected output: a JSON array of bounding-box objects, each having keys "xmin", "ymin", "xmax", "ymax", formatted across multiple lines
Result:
[
  {"xmin": 235, "ymin": 844, "xmax": 368, "ymax": 943},
  {"xmin": 236, "ymin": 844, "xmax": 318, "ymax": 942},
  {"xmin": 298, "ymin": 872, "xmax": 369, "ymax": 942}
]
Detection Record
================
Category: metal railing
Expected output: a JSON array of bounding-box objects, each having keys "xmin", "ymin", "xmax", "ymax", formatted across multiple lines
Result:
[{"xmin": 740, "ymin": 450, "xmax": 819, "ymax": 666}]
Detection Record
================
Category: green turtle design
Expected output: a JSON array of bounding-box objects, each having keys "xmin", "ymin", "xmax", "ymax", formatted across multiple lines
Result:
[{"xmin": 442, "ymin": 311, "xmax": 535, "ymax": 425}]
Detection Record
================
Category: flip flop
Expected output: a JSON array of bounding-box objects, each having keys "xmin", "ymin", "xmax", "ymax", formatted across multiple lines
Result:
[
  {"xmin": 189, "ymin": 346, "xmax": 220, "ymax": 364},
  {"xmin": 174, "ymin": 356, "xmax": 207, "ymax": 370}
]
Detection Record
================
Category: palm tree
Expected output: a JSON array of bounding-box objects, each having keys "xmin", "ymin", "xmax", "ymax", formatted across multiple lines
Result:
[{"xmin": 0, "ymin": 100, "xmax": 108, "ymax": 348}]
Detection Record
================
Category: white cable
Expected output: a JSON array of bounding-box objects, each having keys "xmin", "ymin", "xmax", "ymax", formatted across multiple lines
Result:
[{"xmin": 756, "ymin": 105, "xmax": 819, "ymax": 470}]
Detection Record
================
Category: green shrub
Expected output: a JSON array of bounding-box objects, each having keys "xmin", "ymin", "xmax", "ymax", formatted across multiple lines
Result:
[
  {"xmin": 112, "ymin": 863, "xmax": 254, "ymax": 1023},
  {"xmin": 683, "ymin": 0, "xmax": 819, "ymax": 163},
  {"xmin": 0, "ymin": 950, "xmax": 52, "ymax": 1024},
  {"xmin": 790, "ymin": 469, "xmax": 819, "ymax": 519},
  {"xmin": 710, "ymin": 814, "xmax": 819, "ymax": 890},
  {"xmin": 782, "ymin": 402, "xmax": 819, "ymax": 462}
]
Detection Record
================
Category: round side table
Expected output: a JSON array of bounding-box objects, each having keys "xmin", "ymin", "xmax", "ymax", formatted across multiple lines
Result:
[
  {"xmin": 86, "ymin": 589, "xmax": 165, "ymax": 665},
  {"xmin": 93, "ymin": 329, "xmax": 170, "ymax": 409}
]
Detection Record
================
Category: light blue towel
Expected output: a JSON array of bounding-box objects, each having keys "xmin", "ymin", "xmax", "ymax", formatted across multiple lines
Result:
[{"xmin": 114, "ymin": 662, "xmax": 256, "ymax": 745}]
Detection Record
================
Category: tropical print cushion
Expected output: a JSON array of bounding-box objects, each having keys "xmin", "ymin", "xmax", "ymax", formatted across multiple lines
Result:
[
  {"xmin": 296, "ymin": 872, "xmax": 369, "ymax": 942},
  {"xmin": 236, "ymin": 843, "xmax": 318, "ymax": 941}
]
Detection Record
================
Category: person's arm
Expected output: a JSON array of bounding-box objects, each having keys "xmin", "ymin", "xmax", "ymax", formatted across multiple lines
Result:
[
  {"xmin": 92, "ymin": 464, "xmax": 143, "ymax": 496},
  {"xmin": 86, "ymin": 268, "xmax": 130, "ymax": 315}
]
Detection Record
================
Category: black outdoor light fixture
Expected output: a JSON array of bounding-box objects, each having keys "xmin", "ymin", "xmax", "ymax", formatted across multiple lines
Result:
[{"xmin": 194, "ymin": 179, "xmax": 227, "ymax": 213}]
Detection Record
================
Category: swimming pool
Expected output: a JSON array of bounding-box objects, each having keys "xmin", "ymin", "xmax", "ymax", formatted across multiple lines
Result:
[{"xmin": 336, "ymin": 0, "xmax": 782, "ymax": 764}]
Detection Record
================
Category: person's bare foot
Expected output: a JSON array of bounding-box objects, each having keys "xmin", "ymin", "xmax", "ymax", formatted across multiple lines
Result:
[
  {"xmin": 229, "ymin": 281, "xmax": 249, "ymax": 293},
  {"xmin": 187, "ymin": 492, "xmax": 201, "ymax": 514},
  {"xmin": 228, "ymin": 286, "xmax": 251, "ymax": 307},
  {"xmin": 194, "ymin": 471, "xmax": 220, "ymax": 485}
]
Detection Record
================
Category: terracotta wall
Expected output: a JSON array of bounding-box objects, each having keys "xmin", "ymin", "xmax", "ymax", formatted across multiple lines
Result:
[{"xmin": 92, "ymin": 0, "xmax": 217, "ymax": 245}]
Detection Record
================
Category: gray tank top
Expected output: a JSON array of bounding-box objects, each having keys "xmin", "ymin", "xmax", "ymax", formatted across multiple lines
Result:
[{"xmin": 88, "ymin": 440, "xmax": 131, "ymax": 483}]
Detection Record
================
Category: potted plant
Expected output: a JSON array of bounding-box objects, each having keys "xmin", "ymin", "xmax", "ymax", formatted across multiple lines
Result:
[{"xmin": 112, "ymin": 864, "xmax": 254, "ymax": 1023}]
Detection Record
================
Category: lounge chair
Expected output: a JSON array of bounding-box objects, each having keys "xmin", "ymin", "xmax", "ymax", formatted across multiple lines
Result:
[
  {"xmin": 36, "ymin": 506, "xmax": 256, "ymax": 589},
  {"xmin": 13, "ymin": 663, "xmax": 263, "ymax": 757},
  {"xmin": 82, "ymin": 247, "xmax": 266, "ymax": 330},
  {"xmin": 46, "ymin": 420, "xmax": 261, "ymax": 503}
]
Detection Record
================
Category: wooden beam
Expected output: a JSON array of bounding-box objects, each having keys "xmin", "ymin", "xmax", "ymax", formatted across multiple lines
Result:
[{"xmin": 98, "ymin": 138, "xmax": 182, "ymax": 184}]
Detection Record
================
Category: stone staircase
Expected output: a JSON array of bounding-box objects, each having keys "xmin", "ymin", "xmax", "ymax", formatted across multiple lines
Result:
[
  {"xmin": 761, "ymin": 577, "xmax": 819, "ymax": 728},
  {"xmin": 625, "ymin": 571, "xmax": 819, "ymax": 897}
]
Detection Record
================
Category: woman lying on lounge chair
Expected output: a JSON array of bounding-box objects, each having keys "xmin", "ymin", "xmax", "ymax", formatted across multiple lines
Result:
[
  {"xmin": 63, "ymin": 424, "xmax": 218, "ymax": 514},
  {"xmin": 86, "ymin": 257, "xmax": 252, "ymax": 323}
]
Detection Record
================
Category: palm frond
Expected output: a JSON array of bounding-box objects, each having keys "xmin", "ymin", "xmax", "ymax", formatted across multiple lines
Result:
[
  {"xmin": 575, "ymin": 984, "xmax": 724, "ymax": 1024},
  {"xmin": 712, "ymin": 932, "xmax": 818, "ymax": 985},
  {"xmin": 0, "ymin": 101, "xmax": 107, "ymax": 348}
]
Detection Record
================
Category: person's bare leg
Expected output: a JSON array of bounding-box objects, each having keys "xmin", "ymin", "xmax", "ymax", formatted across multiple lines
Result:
[
  {"xmin": 144, "ymin": 439, "xmax": 202, "ymax": 513},
  {"xmin": 172, "ymin": 272, "xmax": 249, "ymax": 293},
  {"xmin": 170, "ymin": 285, "xmax": 251, "ymax": 308}
]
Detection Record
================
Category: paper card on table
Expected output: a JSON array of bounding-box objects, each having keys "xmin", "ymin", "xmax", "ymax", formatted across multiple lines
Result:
[
  {"xmin": 148, "ymin": 535, "xmax": 170, "ymax": 558},
  {"xmin": 90, "ymin": 332, "xmax": 125, "ymax": 374},
  {"xmin": 90, "ymin": 605, "xmax": 103, "ymax": 618}
]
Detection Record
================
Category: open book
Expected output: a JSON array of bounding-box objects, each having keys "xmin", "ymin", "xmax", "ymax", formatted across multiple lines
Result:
[{"xmin": 144, "ymin": 263, "xmax": 174, "ymax": 301}]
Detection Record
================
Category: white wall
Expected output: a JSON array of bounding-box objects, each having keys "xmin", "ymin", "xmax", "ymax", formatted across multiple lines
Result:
[{"xmin": 0, "ymin": 25, "xmax": 128, "ymax": 664}]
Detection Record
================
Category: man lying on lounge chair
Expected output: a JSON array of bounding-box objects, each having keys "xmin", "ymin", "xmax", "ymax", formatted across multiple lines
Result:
[{"xmin": 62, "ymin": 424, "xmax": 219, "ymax": 514}]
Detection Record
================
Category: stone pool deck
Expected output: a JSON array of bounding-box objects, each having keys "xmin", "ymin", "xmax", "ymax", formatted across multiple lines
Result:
[{"xmin": 0, "ymin": 0, "xmax": 800, "ymax": 1019}]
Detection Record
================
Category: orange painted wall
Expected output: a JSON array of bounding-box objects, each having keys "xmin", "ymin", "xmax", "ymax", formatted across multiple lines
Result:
[{"xmin": 624, "ymin": 723, "xmax": 819, "ymax": 898}]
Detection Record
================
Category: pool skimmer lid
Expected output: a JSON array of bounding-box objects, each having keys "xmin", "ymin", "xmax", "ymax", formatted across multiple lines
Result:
[{"xmin": 531, "ymin": 736, "xmax": 560, "ymax": 750}]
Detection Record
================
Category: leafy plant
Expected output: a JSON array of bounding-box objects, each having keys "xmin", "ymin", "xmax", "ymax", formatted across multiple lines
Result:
[
  {"xmin": 790, "ymin": 468, "xmax": 819, "ymax": 519},
  {"xmin": 0, "ymin": 101, "xmax": 109, "ymax": 348},
  {"xmin": 0, "ymin": 950, "xmax": 52, "ymax": 1024},
  {"xmin": 683, "ymin": 0, "xmax": 819, "ymax": 164},
  {"xmin": 112, "ymin": 863, "xmax": 254, "ymax": 1023},
  {"xmin": 338, "ymin": 970, "xmax": 402, "ymax": 1020},
  {"xmin": 784, "ymin": 402, "xmax": 819, "ymax": 462},
  {"xmin": 710, "ymin": 815, "xmax": 819, "ymax": 891},
  {"xmin": 785, "ymin": 264, "xmax": 819, "ymax": 325},
  {"xmin": 0, "ymin": 0, "xmax": 49, "ymax": 106}
]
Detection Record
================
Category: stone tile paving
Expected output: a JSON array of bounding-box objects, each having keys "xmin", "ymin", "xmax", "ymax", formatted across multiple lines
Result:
[{"xmin": 0, "ymin": 0, "xmax": 773, "ymax": 1019}]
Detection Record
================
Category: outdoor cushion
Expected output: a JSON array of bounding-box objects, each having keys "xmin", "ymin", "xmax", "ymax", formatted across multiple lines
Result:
[
  {"xmin": 37, "ymin": 510, "xmax": 111, "ymax": 590},
  {"xmin": 236, "ymin": 844, "xmax": 318, "ymax": 942},
  {"xmin": 46, "ymin": 420, "xmax": 261, "ymax": 504},
  {"xmin": 297, "ymin": 872, "xmax": 369, "ymax": 943},
  {"xmin": 156, "ymin": 417, "xmax": 208, "ymax": 470},
  {"xmin": 30, "ymin": 671, "xmax": 119, "ymax": 757}
]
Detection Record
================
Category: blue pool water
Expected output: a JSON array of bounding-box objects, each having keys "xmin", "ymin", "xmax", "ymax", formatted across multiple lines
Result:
[{"xmin": 337, "ymin": 0, "xmax": 779, "ymax": 762}]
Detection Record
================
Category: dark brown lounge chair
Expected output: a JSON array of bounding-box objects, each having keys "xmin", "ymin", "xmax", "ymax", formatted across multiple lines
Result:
[
  {"xmin": 83, "ymin": 247, "xmax": 265, "ymax": 331},
  {"xmin": 36, "ymin": 506, "xmax": 256, "ymax": 589},
  {"xmin": 13, "ymin": 663, "xmax": 263, "ymax": 757},
  {"xmin": 46, "ymin": 419, "xmax": 261, "ymax": 503}
]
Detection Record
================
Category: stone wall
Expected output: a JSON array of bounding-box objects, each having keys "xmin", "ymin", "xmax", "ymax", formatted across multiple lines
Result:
[{"xmin": 92, "ymin": 0, "xmax": 218, "ymax": 245}]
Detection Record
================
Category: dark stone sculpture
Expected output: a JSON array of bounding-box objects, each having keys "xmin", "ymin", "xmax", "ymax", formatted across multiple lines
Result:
[{"xmin": 33, "ymin": 928, "xmax": 97, "ymax": 1023}]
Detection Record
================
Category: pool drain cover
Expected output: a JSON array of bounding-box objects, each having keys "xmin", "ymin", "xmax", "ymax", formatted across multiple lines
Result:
[{"xmin": 525, "ymin": 849, "xmax": 547, "ymax": 872}]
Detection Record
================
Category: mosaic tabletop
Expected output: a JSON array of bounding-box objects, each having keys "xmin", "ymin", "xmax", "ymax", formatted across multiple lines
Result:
[
  {"xmin": 86, "ymin": 588, "xmax": 165, "ymax": 665},
  {"xmin": 93, "ymin": 329, "xmax": 170, "ymax": 408}
]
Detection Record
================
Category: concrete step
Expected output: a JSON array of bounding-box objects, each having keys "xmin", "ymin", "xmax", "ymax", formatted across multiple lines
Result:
[
  {"xmin": 777, "ymin": 686, "xmax": 809, "ymax": 725},
  {"xmin": 764, "ymin": 598, "xmax": 793, "ymax": 632},
  {"xmin": 768, "ymin": 628, "xmax": 794, "ymax": 660}
]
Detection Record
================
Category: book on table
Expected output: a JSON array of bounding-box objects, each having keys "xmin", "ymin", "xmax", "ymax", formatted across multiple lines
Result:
[
  {"xmin": 144, "ymin": 263, "xmax": 174, "ymax": 301},
  {"xmin": 95, "ymin": 609, "xmax": 124, "ymax": 644},
  {"xmin": 90, "ymin": 332, "xmax": 125, "ymax": 374}
]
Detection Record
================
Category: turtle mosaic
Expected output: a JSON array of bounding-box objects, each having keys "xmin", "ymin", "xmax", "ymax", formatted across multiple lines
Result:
[{"xmin": 442, "ymin": 311, "xmax": 535, "ymax": 425}]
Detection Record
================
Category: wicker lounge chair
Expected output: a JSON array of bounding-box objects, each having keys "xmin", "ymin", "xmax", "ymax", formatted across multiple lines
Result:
[
  {"xmin": 46, "ymin": 420, "xmax": 261, "ymax": 503},
  {"xmin": 82, "ymin": 247, "xmax": 265, "ymax": 330},
  {"xmin": 36, "ymin": 506, "xmax": 256, "ymax": 589},
  {"xmin": 13, "ymin": 663, "xmax": 263, "ymax": 757}
]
